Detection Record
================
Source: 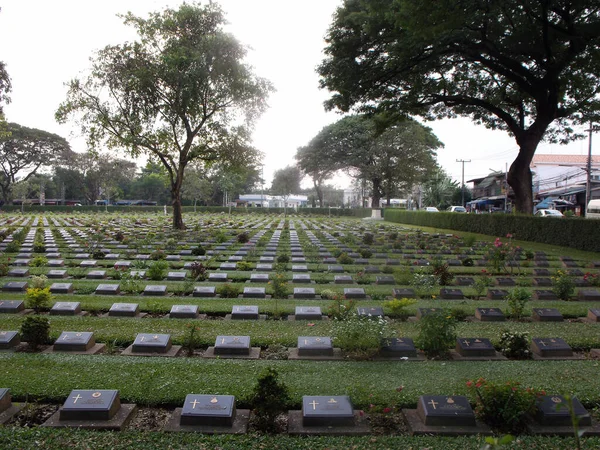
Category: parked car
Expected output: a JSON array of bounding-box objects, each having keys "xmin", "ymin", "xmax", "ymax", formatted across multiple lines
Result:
[
  {"xmin": 424, "ymin": 207, "xmax": 439, "ymax": 212},
  {"xmin": 535, "ymin": 209, "xmax": 563, "ymax": 218},
  {"xmin": 447, "ymin": 206, "xmax": 467, "ymax": 213}
]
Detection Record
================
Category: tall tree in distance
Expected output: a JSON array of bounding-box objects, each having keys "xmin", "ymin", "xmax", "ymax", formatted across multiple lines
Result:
[
  {"xmin": 295, "ymin": 137, "xmax": 342, "ymax": 207},
  {"xmin": 271, "ymin": 165, "xmax": 302, "ymax": 216},
  {"xmin": 56, "ymin": 3, "xmax": 273, "ymax": 228},
  {"xmin": 0, "ymin": 123, "xmax": 72, "ymax": 203},
  {"xmin": 319, "ymin": 0, "xmax": 600, "ymax": 213}
]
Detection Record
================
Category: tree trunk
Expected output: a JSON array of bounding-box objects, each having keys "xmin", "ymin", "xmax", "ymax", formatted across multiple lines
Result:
[
  {"xmin": 171, "ymin": 173, "xmax": 185, "ymax": 230},
  {"xmin": 507, "ymin": 134, "xmax": 543, "ymax": 214},
  {"xmin": 371, "ymin": 177, "xmax": 382, "ymax": 209},
  {"xmin": 314, "ymin": 180, "xmax": 324, "ymax": 207}
]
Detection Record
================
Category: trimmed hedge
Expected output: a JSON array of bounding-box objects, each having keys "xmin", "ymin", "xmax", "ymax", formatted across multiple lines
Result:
[{"xmin": 384, "ymin": 209, "xmax": 600, "ymax": 252}]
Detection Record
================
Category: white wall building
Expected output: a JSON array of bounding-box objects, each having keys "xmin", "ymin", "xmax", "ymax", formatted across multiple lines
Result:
[{"xmin": 238, "ymin": 194, "xmax": 308, "ymax": 209}]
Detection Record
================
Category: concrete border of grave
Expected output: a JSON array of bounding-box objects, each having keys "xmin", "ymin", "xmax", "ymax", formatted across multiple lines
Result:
[
  {"xmin": 163, "ymin": 394, "xmax": 250, "ymax": 434},
  {"xmin": 121, "ymin": 333, "xmax": 181, "ymax": 357},
  {"xmin": 43, "ymin": 331, "xmax": 105, "ymax": 355},
  {"xmin": 0, "ymin": 388, "xmax": 25, "ymax": 424},
  {"xmin": 42, "ymin": 389, "xmax": 136, "ymax": 431},
  {"xmin": 403, "ymin": 395, "xmax": 492, "ymax": 436},
  {"xmin": 526, "ymin": 395, "xmax": 600, "ymax": 437},
  {"xmin": 287, "ymin": 396, "xmax": 371, "ymax": 436}
]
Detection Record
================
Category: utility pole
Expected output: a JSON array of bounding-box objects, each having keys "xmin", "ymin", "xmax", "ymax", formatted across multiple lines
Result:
[
  {"xmin": 456, "ymin": 159, "xmax": 471, "ymax": 207},
  {"xmin": 585, "ymin": 121, "xmax": 594, "ymax": 214}
]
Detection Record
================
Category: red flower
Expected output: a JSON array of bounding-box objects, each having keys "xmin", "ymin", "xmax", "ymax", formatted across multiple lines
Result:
[
  {"xmin": 466, "ymin": 380, "xmax": 473, "ymax": 387},
  {"xmin": 396, "ymin": 386, "xmax": 404, "ymax": 392},
  {"xmin": 382, "ymin": 407, "xmax": 392, "ymax": 414}
]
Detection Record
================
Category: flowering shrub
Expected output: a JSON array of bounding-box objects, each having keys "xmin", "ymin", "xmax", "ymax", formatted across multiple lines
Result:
[
  {"xmin": 432, "ymin": 259, "xmax": 454, "ymax": 286},
  {"xmin": 552, "ymin": 270, "xmax": 575, "ymax": 300},
  {"xmin": 499, "ymin": 330, "xmax": 531, "ymax": 359},
  {"xmin": 485, "ymin": 234, "xmax": 521, "ymax": 274},
  {"xmin": 355, "ymin": 271, "xmax": 373, "ymax": 285},
  {"xmin": 383, "ymin": 297, "xmax": 416, "ymax": 321},
  {"xmin": 584, "ymin": 272, "xmax": 600, "ymax": 287},
  {"xmin": 410, "ymin": 269, "xmax": 438, "ymax": 298},
  {"xmin": 473, "ymin": 269, "xmax": 494, "ymax": 299},
  {"xmin": 327, "ymin": 296, "xmax": 356, "ymax": 320},
  {"xmin": 415, "ymin": 310, "xmax": 457, "ymax": 358},
  {"xmin": 506, "ymin": 287, "xmax": 532, "ymax": 319},
  {"xmin": 269, "ymin": 272, "xmax": 289, "ymax": 298},
  {"xmin": 466, "ymin": 378, "xmax": 544, "ymax": 433},
  {"xmin": 332, "ymin": 314, "xmax": 391, "ymax": 359}
]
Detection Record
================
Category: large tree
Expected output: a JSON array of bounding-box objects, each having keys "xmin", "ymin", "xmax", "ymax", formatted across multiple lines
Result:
[
  {"xmin": 271, "ymin": 165, "xmax": 302, "ymax": 215},
  {"xmin": 318, "ymin": 0, "xmax": 600, "ymax": 213},
  {"xmin": 0, "ymin": 122, "xmax": 72, "ymax": 202},
  {"xmin": 0, "ymin": 60, "xmax": 11, "ymax": 136},
  {"xmin": 56, "ymin": 3, "xmax": 272, "ymax": 228}
]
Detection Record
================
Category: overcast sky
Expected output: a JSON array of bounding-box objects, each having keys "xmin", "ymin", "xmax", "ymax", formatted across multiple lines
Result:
[{"xmin": 0, "ymin": 0, "xmax": 593, "ymax": 189}]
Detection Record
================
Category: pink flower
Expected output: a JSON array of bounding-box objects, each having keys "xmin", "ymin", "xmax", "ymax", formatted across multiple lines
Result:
[
  {"xmin": 307, "ymin": 323, "xmax": 315, "ymax": 327},
  {"xmin": 396, "ymin": 386, "xmax": 404, "ymax": 392},
  {"xmin": 506, "ymin": 233, "xmax": 513, "ymax": 239},
  {"xmin": 359, "ymin": 410, "xmax": 364, "ymax": 416},
  {"xmin": 369, "ymin": 404, "xmax": 375, "ymax": 409},
  {"xmin": 382, "ymin": 407, "xmax": 392, "ymax": 414},
  {"xmin": 466, "ymin": 380, "xmax": 473, "ymax": 387},
  {"xmin": 494, "ymin": 238, "xmax": 502, "ymax": 248}
]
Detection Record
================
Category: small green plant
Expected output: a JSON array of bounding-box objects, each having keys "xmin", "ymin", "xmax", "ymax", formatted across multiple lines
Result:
[
  {"xmin": 332, "ymin": 314, "xmax": 391, "ymax": 360},
  {"xmin": 120, "ymin": 272, "xmax": 143, "ymax": 294},
  {"xmin": 499, "ymin": 330, "xmax": 531, "ymax": 359},
  {"xmin": 432, "ymin": 259, "xmax": 454, "ymax": 286},
  {"xmin": 30, "ymin": 256, "xmax": 48, "ymax": 267},
  {"xmin": 552, "ymin": 270, "xmax": 575, "ymax": 300},
  {"xmin": 32, "ymin": 240, "xmax": 46, "ymax": 253},
  {"xmin": 337, "ymin": 252, "xmax": 354, "ymax": 265},
  {"xmin": 320, "ymin": 289, "xmax": 338, "ymax": 300},
  {"xmin": 20, "ymin": 316, "xmax": 50, "ymax": 350},
  {"xmin": 383, "ymin": 297, "xmax": 416, "ymax": 321},
  {"xmin": 411, "ymin": 269, "xmax": 438, "ymax": 298},
  {"xmin": 250, "ymin": 368, "xmax": 290, "ymax": 433},
  {"xmin": 183, "ymin": 323, "xmax": 200, "ymax": 357},
  {"xmin": 466, "ymin": 377, "xmax": 542, "ymax": 433},
  {"xmin": 191, "ymin": 245, "xmax": 206, "ymax": 256},
  {"xmin": 29, "ymin": 275, "xmax": 48, "ymax": 289},
  {"xmin": 92, "ymin": 249, "xmax": 106, "ymax": 260},
  {"xmin": 25, "ymin": 287, "xmax": 53, "ymax": 313},
  {"xmin": 362, "ymin": 232, "xmax": 375, "ymax": 245},
  {"xmin": 189, "ymin": 262, "xmax": 208, "ymax": 281},
  {"xmin": 237, "ymin": 231, "xmax": 250, "ymax": 243},
  {"xmin": 360, "ymin": 248, "xmax": 373, "ymax": 259},
  {"xmin": 327, "ymin": 296, "xmax": 356, "ymax": 320},
  {"xmin": 415, "ymin": 310, "xmax": 457, "ymax": 358},
  {"xmin": 506, "ymin": 287, "xmax": 531, "ymax": 319},
  {"xmin": 213, "ymin": 230, "xmax": 228, "ymax": 243},
  {"xmin": 276, "ymin": 254, "xmax": 290, "ymax": 264},
  {"xmin": 355, "ymin": 270, "xmax": 372, "ymax": 285},
  {"xmin": 269, "ymin": 272, "xmax": 288, "ymax": 298},
  {"xmin": 218, "ymin": 283, "xmax": 240, "ymax": 298},
  {"xmin": 149, "ymin": 249, "xmax": 166, "ymax": 260},
  {"xmin": 236, "ymin": 261, "xmax": 252, "ymax": 271},
  {"xmin": 5, "ymin": 241, "xmax": 20, "ymax": 253},
  {"xmin": 147, "ymin": 260, "xmax": 168, "ymax": 281},
  {"xmin": 473, "ymin": 270, "xmax": 494, "ymax": 299}
]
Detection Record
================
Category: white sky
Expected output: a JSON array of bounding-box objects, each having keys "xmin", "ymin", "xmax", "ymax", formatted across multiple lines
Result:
[{"xmin": 0, "ymin": 0, "xmax": 594, "ymax": 190}]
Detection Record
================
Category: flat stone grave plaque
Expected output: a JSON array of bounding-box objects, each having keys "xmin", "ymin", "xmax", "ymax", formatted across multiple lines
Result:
[
  {"xmin": 380, "ymin": 337, "xmax": 417, "ymax": 358},
  {"xmin": 113, "ymin": 261, "xmax": 131, "ymax": 269},
  {"xmin": 344, "ymin": 288, "xmax": 366, "ymax": 299},
  {"xmin": 255, "ymin": 264, "xmax": 272, "ymax": 271},
  {"xmin": 357, "ymin": 307, "xmax": 384, "ymax": 318},
  {"xmin": 496, "ymin": 277, "xmax": 516, "ymax": 286},
  {"xmin": 219, "ymin": 263, "xmax": 237, "ymax": 271},
  {"xmin": 292, "ymin": 274, "xmax": 311, "ymax": 284},
  {"xmin": 455, "ymin": 338, "xmax": 496, "ymax": 357},
  {"xmin": 170, "ymin": 305, "xmax": 199, "ymax": 319},
  {"xmin": 328, "ymin": 265, "xmax": 344, "ymax": 273},
  {"xmin": 132, "ymin": 333, "xmax": 172, "ymax": 353},
  {"xmin": 534, "ymin": 278, "xmax": 552, "ymax": 286},
  {"xmin": 47, "ymin": 260, "xmax": 64, "ymax": 267},
  {"xmin": 416, "ymin": 395, "xmax": 476, "ymax": 427},
  {"xmin": 416, "ymin": 308, "xmax": 442, "ymax": 319},
  {"xmin": 563, "ymin": 260, "xmax": 579, "ymax": 268},
  {"xmin": 262, "ymin": 251, "xmax": 276, "ymax": 257},
  {"xmin": 49, "ymin": 283, "xmax": 74, "ymax": 294},
  {"xmin": 0, "ymin": 300, "xmax": 25, "ymax": 314},
  {"xmin": 302, "ymin": 396, "xmax": 354, "ymax": 427},
  {"xmin": 298, "ymin": 337, "xmax": 333, "ymax": 356},
  {"xmin": 250, "ymin": 273, "xmax": 269, "ymax": 283},
  {"xmin": 393, "ymin": 288, "xmax": 416, "ymax": 299},
  {"xmin": 439, "ymin": 288, "xmax": 464, "ymax": 299},
  {"xmin": 475, "ymin": 308, "xmax": 505, "ymax": 322},
  {"xmin": 96, "ymin": 284, "xmax": 120, "ymax": 295},
  {"xmin": 295, "ymin": 306, "xmax": 322, "ymax": 320},
  {"xmin": 376, "ymin": 276, "xmax": 395, "ymax": 285},
  {"xmin": 579, "ymin": 290, "xmax": 600, "ymax": 301},
  {"xmin": 2, "ymin": 281, "xmax": 28, "ymax": 292},
  {"xmin": 104, "ymin": 254, "xmax": 120, "ymax": 260},
  {"xmin": 193, "ymin": 286, "xmax": 216, "ymax": 297},
  {"xmin": 53, "ymin": 331, "xmax": 95, "ymax": 352},
  {"xmin": 535, "ymin": 269, "xmax": 551, "ymax": 276},
  {"xmin": 447, "ymin": 259, "xmax": 462, "ymax": 266},
  {"xmin": 334, "ymin": 275, "xmax": 353, "ymax": 284},
  {"xmin": 385, "ymin": 259, "xmax": 400, "ymax": 266},
  {"xmin": 166, "ymin": 255, "xmax": 181, "ymax": 261},
  {"xmin": 534, "ymin": 395, "xmax": 591, "ymax": 427},
  {"xmin": 135, "ymin": 254, "xmax": 150, "ymax": 260},
  {"xmin": 214, "ymin": 335, "xmax": 250, "ymax": 355},
  {"xmin": 0, "ymin": 331, "xmax": 20, "ymax": 349},
  {"xmin": 228, "ymin": 256, "xmax": 243, "ymax": 262},
  {"xmin": 47, "ymin": 270, "xmax": 67, "ymax": 279},
  {"xmin": 231, "ymin": 305, "xmax": 259, "ymax": 320},
  {"xmin": 533, "ymin": 308, "xmax": 563, "ymax": 322},
  {"xmin": 363, "ymin": 266, "xmax": 380, "ymax": 274},
  {"xmin": 109, "ymin": 303, "xmax": 139, "ymax": 317},
  {"xmin": 79, "ymin": 260, "xmax": 97, "ymax": 268},
  {"xmin": 487, "ymin": 289, "xmax": 508, "ymax": 300},
  {"xmin": 13, "ymin": 259, "xmax": 31, "ymax": 266},
  {"xmin": 243, "ymin": 287, "xmax": 266, "ymax": 299},
  {"xmin": 323, "ymin": 257, "xmax": 337, "ymax": 264},
  {"xmin": 59, "ymin": 390, "xmax": 120, "ymax": 421},
  {"xmin": 534, "ymin": 290, "xmax": 558, "ymax": 300},
  {"xmin": 568, "ymin": 269, "xmax": 584, "ymax": 277},
  {"xmin": 166, "ymin": 272, "xmax": 186, "ymax": 281},
  {"xmin": 531, "ymin": 338, "xmax": 572, "ymax": 357},
  {"xmin": 293, "ymin": 287, "xmax": 316, "ymax": 299},
  {"xmin": 455, "ymin": 277, "xmax": 474, "ymax": 286},
  {"xmin": 292, "ymin": 257, "xmax": 306, "ymax": 263},
  {"xmin": 50, "ymin": 302, "xmax": 81, "ymax": 316},
  {"xmin": 143, "ymin": 285, "xmax": 167, "ymax": 296},
  {"xmin": 86, "ymin": 270, "xmax": 106, "ymax": 280},
  {"xmin": 180, "ymin": 394, "xmax": 236, "ymax": 426},
  {"xmin": 8, "ymin": 268, "xmax": 29, "ymax": 277},
  {"xmin": 208, "ymin": 273, "xmax": 228, "ymax": 282},
  {"xmin": 292, "ymin": 265, "xmax": 308, "ymax": 272},
  {"xmin": 259, "ymin": 257, "xmax": 274, "ymax": 263},
  {"xmin": 587, "ymin": 309, "xmax": 600, "ymax": 322}
]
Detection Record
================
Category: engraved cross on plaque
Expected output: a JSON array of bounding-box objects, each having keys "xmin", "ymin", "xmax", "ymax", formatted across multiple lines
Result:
[
  {"xmin": 72, "ymin": 394, "xmax": 83, "ymax": 404},
  {"xmin": 309, "ymin": 400, "xmax": 319, "ymax": 410},
  {"xmin": 190, "ymin": 399, "xmax": 200, "ymax": 409},
  {"xmin": 428, "ymin": 399, "xmax": 438, "ymax": 410}
]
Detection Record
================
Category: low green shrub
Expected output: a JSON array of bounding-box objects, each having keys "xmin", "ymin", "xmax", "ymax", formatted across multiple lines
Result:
[
  {"xmin": 147, "ymin": 260, "xmax": 168, "ymax": 281},
  {"xmin": 218, "ymin": 283, "xmax": 240, "ymax": 298},
  {"xmin": 332, "ymin": 314, "xmax": 391, "ymax": 359},
  {"xmin": 506, "ymin": 287, "xmax": 532, "ymax": 319},
  {"xmin": 415, "ymin": 310, "xmax": 457, "ymax": 358},
  {"xmin": 25, "ymin": 287, "xmax": 53, "ymax": 313},
  {"xmin": 20, "ymin": 316, "xmax": 50, "ymax": 350},
  {"xmin": 250, "ymin": 368, "xmax": 290, "ymax": 433},
  {"xmin": 552, "ymin": 270, "xmax": 575, "ymax": 301},
  {"xmin": 499, "ymin": 330, "xmax": 531, "ymax": 359}
]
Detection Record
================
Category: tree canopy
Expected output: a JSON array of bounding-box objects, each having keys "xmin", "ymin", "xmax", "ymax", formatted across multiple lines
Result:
[
  {"xmin": 0, "ymin": 122, "xmax": 72, "ymax": 202},
  {"xmin": 318, "ymin": 0, "xmax": 600, "ymax": 213},
  {"xmin": 56, "ymin": 2, "xmax": 273, "ymax": 228}
]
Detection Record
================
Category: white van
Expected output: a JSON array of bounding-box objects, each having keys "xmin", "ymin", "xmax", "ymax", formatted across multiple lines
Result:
[{"xmin": 586, "ymin": 199, "xmax": 600, "ymax": 219}]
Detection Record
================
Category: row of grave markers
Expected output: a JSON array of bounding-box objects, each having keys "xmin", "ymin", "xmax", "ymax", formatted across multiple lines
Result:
[{"xmin": 0, "ymin": 388, "xmax": 597, "ymax": 436}]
